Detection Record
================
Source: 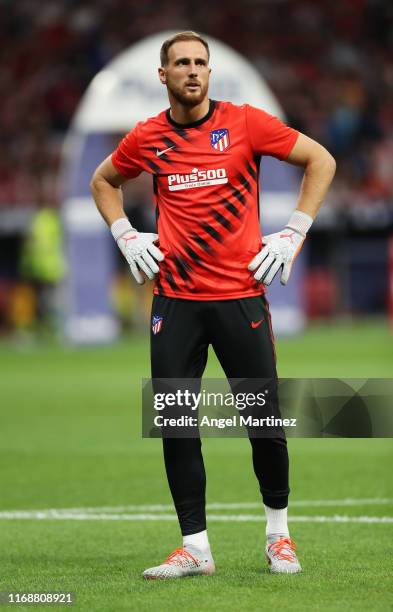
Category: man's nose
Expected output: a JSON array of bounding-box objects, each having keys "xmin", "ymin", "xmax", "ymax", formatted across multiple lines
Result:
[{"xmin": 188, "ymin": 62, "xmax": 198, "ymax": 74}]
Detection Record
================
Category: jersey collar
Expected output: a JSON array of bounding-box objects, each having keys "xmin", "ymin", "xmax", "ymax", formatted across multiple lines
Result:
[{"xmin": 166, "ymin": 99, "xmax": 216, "ymax": 129}]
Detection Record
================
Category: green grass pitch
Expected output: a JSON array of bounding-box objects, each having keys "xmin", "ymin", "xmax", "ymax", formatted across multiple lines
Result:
[{"xmin": 0, "ymin": 320, "xmax": 392, "ymax": 611}]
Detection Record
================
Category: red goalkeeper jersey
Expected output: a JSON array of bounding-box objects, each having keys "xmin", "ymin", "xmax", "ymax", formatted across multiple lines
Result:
[{"xmin": 111, "ymin": 100, "xmax": 298, "ymax": 300}]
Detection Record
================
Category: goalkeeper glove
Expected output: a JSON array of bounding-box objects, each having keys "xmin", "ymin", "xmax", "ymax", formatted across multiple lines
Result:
[
  {"xmin": 111, "ymin": 218, "xmax": 164, "ymax": 285},
  {"xmin": 248, "ymin": 210, "xmax": 313, "ymax": 286}
]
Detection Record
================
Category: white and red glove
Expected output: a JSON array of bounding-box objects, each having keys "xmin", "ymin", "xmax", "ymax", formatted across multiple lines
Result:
[
  {"xmin": 248, "ymin": 210, "xmax": 313, "ymax": 286},
  {"xmin": 111, "ymin": 218, "xmax": 164, "ymax": 285}
]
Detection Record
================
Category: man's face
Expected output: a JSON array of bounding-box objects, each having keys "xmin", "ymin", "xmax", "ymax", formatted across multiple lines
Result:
[{"xmin": 159, "ymin": 41, "xmax": 211, "ymax": 107}]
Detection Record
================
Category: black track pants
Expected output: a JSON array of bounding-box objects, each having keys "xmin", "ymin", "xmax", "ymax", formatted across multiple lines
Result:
[{"xmin": 150, "ymin": 294, "xmax": 289, "ymax": 536}]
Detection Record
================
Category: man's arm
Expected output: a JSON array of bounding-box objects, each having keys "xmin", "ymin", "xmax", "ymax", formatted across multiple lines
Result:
[
  {"xmin": 286, "ymin": 132, "xmax": 336, "ymax": 218},
  {"xmin": 248, "ymin": 133, "xmax": 336, "ymax": 286},
  {"xmin": 90, "ymin": 155, "xmax": 128, "ymax": 226},
  {"xmin": 90, "ymin": 156, "xmax": 164, "ymax": 285}
]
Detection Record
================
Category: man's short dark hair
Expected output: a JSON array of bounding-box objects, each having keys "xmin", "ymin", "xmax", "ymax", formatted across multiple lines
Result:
[{"xmin": 160, "ymin": 31, "xmax": 210, "ymax": 67}]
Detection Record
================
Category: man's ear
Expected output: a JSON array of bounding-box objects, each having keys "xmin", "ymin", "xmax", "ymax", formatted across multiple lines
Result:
[{"xmin": 158, "ymin": 67, "xmax": 166, "ymax": 84}]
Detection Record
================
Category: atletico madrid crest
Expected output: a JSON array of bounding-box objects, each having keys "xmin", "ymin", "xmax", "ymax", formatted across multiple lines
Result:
[
  {"xmin": 210, "ymin": 128, "xmax": 230, "ymax": 151},
  {"xmin": 152, "ymin": 315, "xmax": 163, "ymax": 335}
]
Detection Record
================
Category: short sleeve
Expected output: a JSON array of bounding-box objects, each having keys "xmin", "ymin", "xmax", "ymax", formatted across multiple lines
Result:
[
  {"xmin": 111, "ymin": 128, "xmax": 144, "ymax": 179},
  {"xmin": 245, "ymin": 104, "xmax": 299, "ymax": 160}
]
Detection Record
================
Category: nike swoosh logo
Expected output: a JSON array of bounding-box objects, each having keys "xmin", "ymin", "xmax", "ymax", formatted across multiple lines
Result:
[
  {"xmin": 156, "ymin": 145, "xmax": 176, "ymax": 157},
  {"xmin": 251, "ymin": 320, "xmax": 263, "ymax": 329}
]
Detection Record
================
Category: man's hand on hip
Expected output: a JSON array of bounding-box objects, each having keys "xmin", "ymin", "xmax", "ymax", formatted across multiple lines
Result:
[
  {"xmin": 111, "ymin": 218, "xmax": 164, "ymax": 285},
  {"xmin": 248, "ymin": 229, "xmax": 304, "ymax": 286},
  {"xmin": 248, "ymin": 210, "xmax": 313, "ymax": 286}
]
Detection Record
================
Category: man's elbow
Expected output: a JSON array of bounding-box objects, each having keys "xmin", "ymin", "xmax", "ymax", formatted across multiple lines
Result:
[
  {"xmin": 89, "ymin": 169, "xmax": 111, "ymax": 201},
  {"xmin": 324, "ymin": 149, "xmax": 336, "ymax": 175},
  {"xmin": 89, "ymin": 168, "xmax": 101, "ymax": 196},
  {"xmin": 316, "ymin": 146, "xmax": 336, "ymax": 176},
  {"xmin": 304, "ymin": 145, "xmax": 336, "ymax": 182}
]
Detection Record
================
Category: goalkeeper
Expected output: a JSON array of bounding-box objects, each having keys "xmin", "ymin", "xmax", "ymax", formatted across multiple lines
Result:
[{"xmin": 90, "ymin": 31, "xmax": 336, "ymax": 579}]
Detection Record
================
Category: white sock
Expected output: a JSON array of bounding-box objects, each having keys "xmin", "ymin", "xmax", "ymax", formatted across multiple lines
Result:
[
  {"xmin": 264, "ymin": 505, "xmax": 289, "ymax": 537},
  {"xmin": 183, "ymin": 530, "xmax": 210, "ymax": 552}
]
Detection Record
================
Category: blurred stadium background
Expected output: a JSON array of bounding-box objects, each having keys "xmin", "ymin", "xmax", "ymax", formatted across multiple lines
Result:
[{"xmin": 0, "ymin": 2, "xmax": 392, "ymax": 610}]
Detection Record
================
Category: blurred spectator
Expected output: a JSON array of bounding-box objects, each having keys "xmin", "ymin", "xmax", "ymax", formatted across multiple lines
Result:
[{"xmin": 20, "ymin": 203, "xmax": 65, "ymax": 333}]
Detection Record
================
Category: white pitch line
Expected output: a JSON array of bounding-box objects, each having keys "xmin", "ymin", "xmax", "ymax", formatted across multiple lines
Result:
[
  {"xmin": 16, "ymin": 498, "xmax": 392, "ymax": 515},
  {"xmin": 283, "ymin": 498, "xmax": 393, "ymax": 508},
  {"xmin": 0, "ymin": 511, "xmax": 392, "ymax": 524}
]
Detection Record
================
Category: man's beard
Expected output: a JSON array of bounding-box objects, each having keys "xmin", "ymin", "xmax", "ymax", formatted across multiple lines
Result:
[{"xmin": 166, "ymin": 79, "xmax": 208, "ymax": 107}]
